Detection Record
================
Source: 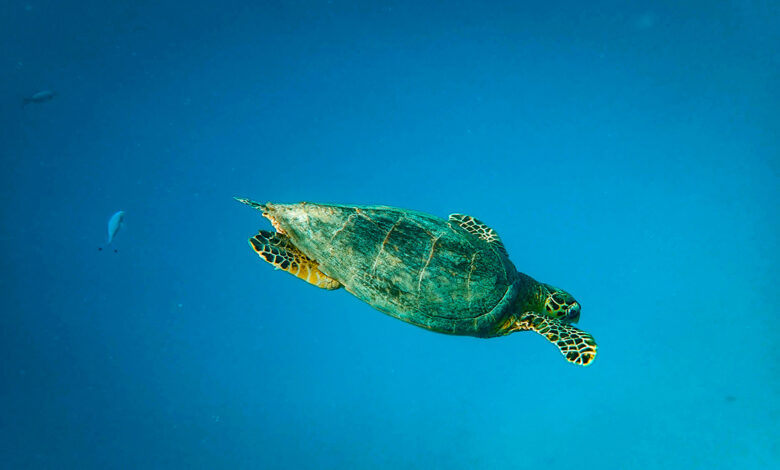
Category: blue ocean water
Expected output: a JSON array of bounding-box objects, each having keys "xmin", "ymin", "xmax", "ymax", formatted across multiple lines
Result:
[{"xmin": 2, "ymin": 1, "xmax": 778, "ymax": 468}]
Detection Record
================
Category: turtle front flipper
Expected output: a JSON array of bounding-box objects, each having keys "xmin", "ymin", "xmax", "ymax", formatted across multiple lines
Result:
[
  {"xmin": 515, "ymin": 312, "xmax": 597, "ymax": 366},
  {"xmin": 249, "ymin": 230, "xmax": 341, "ymax": 290},
  {"xmin": 448, "ymin": 213, "xmax": 508, "ymax": 257}
]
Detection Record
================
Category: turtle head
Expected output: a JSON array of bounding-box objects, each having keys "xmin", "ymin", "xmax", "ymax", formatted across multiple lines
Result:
[{"xmin": 539, "ymin": 283, "xmax": 581, "ymax": 324}]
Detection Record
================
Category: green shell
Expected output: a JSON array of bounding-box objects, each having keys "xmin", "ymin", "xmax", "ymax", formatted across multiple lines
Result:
[{"xmin": 272, "ymin": 202, "xmax": 519, "ymax": 336}]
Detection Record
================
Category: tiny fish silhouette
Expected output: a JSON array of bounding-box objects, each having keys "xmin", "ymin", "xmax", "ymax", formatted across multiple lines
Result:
[
  {"xmin": 107, "ymin": 211, "xmax": 125, "ymax": 245},
  {"xmin": 23, "ymin": 90, "xmax": 56, "ymax": 105}
]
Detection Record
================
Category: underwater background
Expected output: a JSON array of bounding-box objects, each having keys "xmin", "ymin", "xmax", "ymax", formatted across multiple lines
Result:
[{"xmin": 2, "ymin": 1, "xmax": 778, "ymax": 468}]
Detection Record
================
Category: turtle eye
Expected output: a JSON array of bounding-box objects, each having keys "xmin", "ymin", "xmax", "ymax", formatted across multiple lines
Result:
[{"xmin": 567, "ymin": 302, "xmax": 581, "ymax": 323}]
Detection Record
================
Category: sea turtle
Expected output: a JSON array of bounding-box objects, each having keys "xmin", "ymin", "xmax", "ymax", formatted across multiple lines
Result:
[{"xmin": 236, "ymin": 198, "xmax": 598, "ymax": 366}]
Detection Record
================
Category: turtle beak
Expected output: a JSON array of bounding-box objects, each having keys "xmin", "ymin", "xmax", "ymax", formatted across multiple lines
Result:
[{"xmin": 567, "ymin": 302, "xmax": 581, "ymax": 323}]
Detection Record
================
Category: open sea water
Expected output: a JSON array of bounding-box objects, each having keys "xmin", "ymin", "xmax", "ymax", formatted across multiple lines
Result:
[{"xmin": 2, "ymin": 1, "xmax": 777, "ymax": 468}]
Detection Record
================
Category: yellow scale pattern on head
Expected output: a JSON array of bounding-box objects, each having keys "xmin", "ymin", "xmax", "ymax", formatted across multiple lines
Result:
[
  {"xmin": 545, "ymin": 294, "xmax": 571, "ymax": 319},
  {"xmin": 250, "ymin": 230, "xmax": 341, "ymax": 290},
  {"xmin": 516, "ymin": 312, "xmax": 598, "ymax": 366}
]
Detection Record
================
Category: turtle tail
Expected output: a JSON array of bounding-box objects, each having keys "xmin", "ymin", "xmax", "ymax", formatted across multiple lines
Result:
[
  {"xmin": 234, "ymin": 197, "xmax": 267, "ymax": 211},
  {"xmin": 236, "ymin": 197, "xmax": 291, "ymax": 235}
]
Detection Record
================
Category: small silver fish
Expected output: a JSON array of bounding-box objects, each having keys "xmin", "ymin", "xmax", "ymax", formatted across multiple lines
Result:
[
  {"xmin": 23, "ymin": 90, "xmax": 56, "ymax": 105},
  {"xmin": 107, "ymin": 211, "xmax": 125, "ymax": 245}
]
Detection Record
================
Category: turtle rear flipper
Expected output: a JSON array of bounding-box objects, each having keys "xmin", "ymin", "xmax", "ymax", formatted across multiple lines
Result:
[
  {"xmin": 516, "ymin": 312, "xmax": 597, "ymax": 366},
  {"xmin": 249, "ymin": 231, "xmax": 341, "ymax": 290}
]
